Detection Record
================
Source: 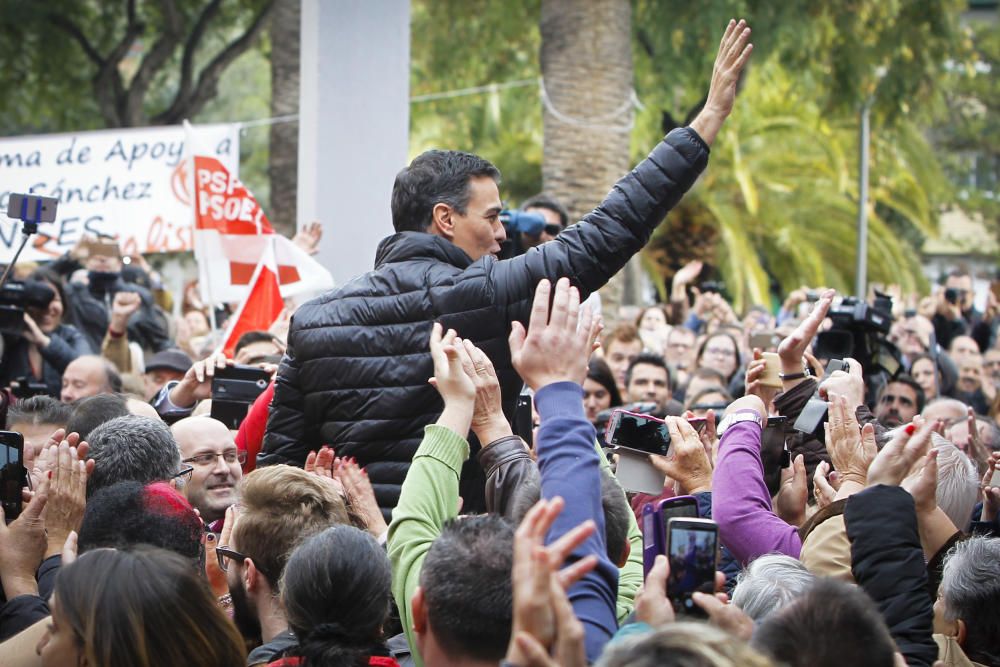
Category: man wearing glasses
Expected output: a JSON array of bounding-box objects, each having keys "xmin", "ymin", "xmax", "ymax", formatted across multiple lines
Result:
[{"xmin": 171, "ymin": 416, "xmax": 245, "ymax": 529}]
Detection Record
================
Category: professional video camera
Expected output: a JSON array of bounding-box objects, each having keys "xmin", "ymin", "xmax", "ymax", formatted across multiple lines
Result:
[
  {"xmin": 0, "ymin": 280, "xmax": 56, "ymax": 336},
  {"xmin": 813, "ymin": 291, "xmax": 901, "ymax": 379}
]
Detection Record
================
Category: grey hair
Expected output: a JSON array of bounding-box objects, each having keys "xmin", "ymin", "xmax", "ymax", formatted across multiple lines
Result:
[
  {"xmin": 731, "ymin": 554, "xmax": 815, "ymax": 621},
  {"xmin": 932, "ymin": 435, "xmax": 980, "ymax": 531},
  {"xmin": 940, "ymin": 537, "xmax": 1000, "ymax": 665},
  {"xmin": 86, "ymin": 415, "xmax": 180, "ymax": 497}
]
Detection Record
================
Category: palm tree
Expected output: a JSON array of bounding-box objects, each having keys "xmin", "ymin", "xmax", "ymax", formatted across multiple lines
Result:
[
  {"xmin": 268, "ymin": 0, "xmax": 300, "ymax": 237},
  {"xmin": 539, "ymin": 0, "xmax": 637, "ymax": 316},
  {"xmin": 646, "ymin": 61, "xmax": 947, "ymax": 312}
]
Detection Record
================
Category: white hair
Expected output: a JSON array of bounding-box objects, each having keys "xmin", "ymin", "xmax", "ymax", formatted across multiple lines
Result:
[
  {"xmin": 932, "ymin": 434, "xmax": 980, "ymax": 531},
  {"xmin": 731, "ymin": 554, "xmax": 815, "ymax": 621}
]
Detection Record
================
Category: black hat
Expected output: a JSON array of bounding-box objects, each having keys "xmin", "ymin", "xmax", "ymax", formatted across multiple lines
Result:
[{"xmin": 145, "ymin": 348, "xmax": 194, "ymax": 374}]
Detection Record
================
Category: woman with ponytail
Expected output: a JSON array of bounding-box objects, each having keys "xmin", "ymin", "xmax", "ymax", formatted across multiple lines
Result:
[{"xmin": 268, "ymin": 526, "xmax": 398, "ymax": 667}]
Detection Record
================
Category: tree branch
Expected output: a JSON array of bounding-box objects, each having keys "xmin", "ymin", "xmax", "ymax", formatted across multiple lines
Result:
[
  {"xmin": 47, "ymin": 14, "xmax": 104, "ymax": 67},
  {"xmin": 124, "ymin": 0, "xmax": 184, "ymax": 125},
  {"xmin": 154, "ymin": 0, "xmax": 275, "ymax": 125},
  {"xmin": 164, "ymin": 0, "xmax": 224, "ymax": 123}
]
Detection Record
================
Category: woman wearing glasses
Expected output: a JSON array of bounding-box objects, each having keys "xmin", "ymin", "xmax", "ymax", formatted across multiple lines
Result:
[{"xmin": 36, "ymin": 546, "xmax": 245, "ymax": 667}]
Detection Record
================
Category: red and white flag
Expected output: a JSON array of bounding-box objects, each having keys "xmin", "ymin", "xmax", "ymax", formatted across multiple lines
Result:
[
  {"xmin": 185, "ymin": 122, "xmax": 334, "ymax": 305},
  {"xmin": 218, "ymin": 238, "xmax": 284, "ymax": 357}
]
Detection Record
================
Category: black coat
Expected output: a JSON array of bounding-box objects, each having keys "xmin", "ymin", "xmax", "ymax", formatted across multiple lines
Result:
[
  {"xmin": 259, "ymin": 128, "xmax": 710, "ymax": 514},
  {"xmin": 844, "ymin": 485, "xmax": 938, "ymax": 667}
]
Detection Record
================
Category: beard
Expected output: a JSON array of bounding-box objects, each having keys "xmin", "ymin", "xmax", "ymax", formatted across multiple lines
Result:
[{"xmin": 229, "ymin": 580, "xmax": 262, "ymax": 642}]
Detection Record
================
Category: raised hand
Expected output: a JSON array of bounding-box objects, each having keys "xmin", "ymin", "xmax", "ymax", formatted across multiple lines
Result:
[
  {"xmin": 505, "ymin": 497, "xmax": 596, "ymax": 667},
  {"xmin": 813, "ymin": 460, "xmax": 839, "ymax": 510},
  {"xmin": 980, "ymin": 452, "xmax": 1000, "ymax": 523},
  {"xmin": 0, "ymin": 490, "xmax": 48, "ymax": 599},
  {"xmin": 774, "ymin": 454, "xmax": 808, "ymax": 527},
  {"xmin": 110, "ymin": 290, "xmax": 142, "ymax": 333},
  {"xmin": 429, "ymin": 323, "xmax": 476, "ymax": 436},
  {"xmin": 650, "ymin": 417, "xmax": 713, "ymax": 495},
  {"xmin": 292, "ymin": 221, "xmax": 323, "ymax": 255},
  {"xmin": 509, "ymin": 278, "xmax": 594, "ymax": 392},
  {"xmin": 336, "ymin": 458, "xmax": 388, "ymax": 538},
  {"xmin": 866, "ymin": 420, "xmax": 937, "ymax": 488},
  {"xmin": 777, "ymin": 289, "xmax": 835, "ymax": 389},
  {"xmin": 453, "ymin": 338, "xmax": 512, "ymax": 445},
  {"xmin": 824, "ymin": 394, "xmax": 877, "ymax": 488},
  {"xmin": 689, "ymin": 19, "xmax": 754, "ymax": 145},
  {"xmin": 43, "ymin": 440, "xmax": 89, "ymax": 559},
  {"xmin": 818, "ymin": 358, "xmax": 865, "ymax": 410},
  {"xmin": 168, "ymin": 352, "xmax": 230, "ymax": 408}
]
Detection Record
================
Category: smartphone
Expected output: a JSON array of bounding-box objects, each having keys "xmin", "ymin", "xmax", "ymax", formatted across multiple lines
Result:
[
  {"xmin": 641, "ymin": 496, "xmax": 699, "ymax": 577},
  {"xmin": 666, "ymin": 517, "xmax": 719, "ymax": 615},
  {"xmin": 606, "ymin": 409, "xmax": 706, "ymax": 457},
  {"xmin": 210, "ymin": 365, "xmax": 271, "ymax": 429},
  {"xmin": 759, "ymin": 352, "xmax": 783, "ymax": 389},
  {"xmin": 6, "ymin": 193, "xmax": 58, "ymax": 223},
  {"xmin": 749, "ymin": 330, "xmax": 780, "ymax": 352},
  {"xmin": 0, "ymin": 431, "xmax": 27, "ymax": 524},
  {"xmin": 514, "ymin": 387, "xmax": 534, "ymax": 449}
]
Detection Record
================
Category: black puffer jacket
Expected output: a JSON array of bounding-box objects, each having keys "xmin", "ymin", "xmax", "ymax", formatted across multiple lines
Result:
[{"xmin": 259, "ymin": 127, "xmax": 710, "ymax": 514}]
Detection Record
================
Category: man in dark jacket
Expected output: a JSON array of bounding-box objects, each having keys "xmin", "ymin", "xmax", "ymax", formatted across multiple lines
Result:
[
  {"xmin": 63, "ymin": 241, "xmax": 171, "ymax": 355},
  {"xmin": 260, "ymin": 20, "xmax": 755, "ymax": 514}
]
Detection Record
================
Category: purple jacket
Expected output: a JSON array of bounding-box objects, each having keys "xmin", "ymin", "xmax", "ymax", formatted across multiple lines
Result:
[{"xmin": 711, "ymin": 418, "xmax": 801, "ymax": 564}]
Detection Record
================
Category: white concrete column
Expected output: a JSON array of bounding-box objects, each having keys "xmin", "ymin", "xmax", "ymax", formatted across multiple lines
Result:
[{"xmin": 297, "ymin": 0, "xmax": 410, "ymax": 287}]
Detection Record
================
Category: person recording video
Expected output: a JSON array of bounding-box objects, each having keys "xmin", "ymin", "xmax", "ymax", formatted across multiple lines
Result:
[
  {"xmin": 0, "ymin": 268, "xmax": 89, "ymax": 398},
  {"xmin": 63, "ymin": 239, "xmax": 172, "ymax": 356}
]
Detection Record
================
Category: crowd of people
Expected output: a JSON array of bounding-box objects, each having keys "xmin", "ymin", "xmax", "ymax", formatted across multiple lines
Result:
[{"xmin": 1, "ymin": 17, "xmax": 999, "ymax": 667}]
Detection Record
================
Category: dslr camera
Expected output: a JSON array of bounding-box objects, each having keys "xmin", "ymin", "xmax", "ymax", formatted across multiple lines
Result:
[
  {"xmin": 0, "ymin": 280, "xmax": 56, "ymax": 336},
  {"xmin": 813, "ymin": 291, "xmax": 901, "ymax": 379}
]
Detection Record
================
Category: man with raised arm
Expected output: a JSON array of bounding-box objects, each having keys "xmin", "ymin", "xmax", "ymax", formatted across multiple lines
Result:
[{"xmin": 261, "ymin": 21, "xmax": 754, "ymax": 516}]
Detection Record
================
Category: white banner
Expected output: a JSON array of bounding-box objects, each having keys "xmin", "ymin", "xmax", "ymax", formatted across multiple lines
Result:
[{"xmin": 0, "ymin": 123, "xmax": 239, "ymax": 262}]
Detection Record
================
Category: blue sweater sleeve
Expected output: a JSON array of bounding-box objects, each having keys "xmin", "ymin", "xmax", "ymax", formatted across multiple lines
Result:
[{"xmin": 535, "ymin": 381, "xmax": 618, "ymax": 663}]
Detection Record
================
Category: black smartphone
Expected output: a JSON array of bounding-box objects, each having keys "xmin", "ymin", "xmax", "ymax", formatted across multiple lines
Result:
[
  {"xmin": 606, "ymin": 409, "xmax": 706, "ymax": 457},
  {"xmin": 514, "ymin": 387, "xmax": 534, "ymax": 448},
  {"xmin": 0, "ymin": 431, "xmax": 27, "ymax": 524},
  {"xmin": 210, "ymin": 365, "xmax": 271, "ymax": 429},
  {"xmin": 641, "ymin": 495, "xmax": 699, "ymax": 577},
  {"xmin": 666, "ymin": 517, "xmax": 719, "ymax": 615}
]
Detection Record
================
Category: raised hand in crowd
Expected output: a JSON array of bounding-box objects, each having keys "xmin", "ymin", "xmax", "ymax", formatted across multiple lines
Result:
[
  {"xmin": 168, "ymin": 351, "xmax": 231, "ymax": 408},
  {"xmin": 453, "ymin": 337, "xmax": 514, "ymax": 445},
  {"xmin": 978, "ymin": 452, "xmax": 999, "ymax": 523},
  {"xmin": 688, "ymin": 18, "xmax": 754, "ymax": 146},
  {"xmin": 205, "ymin": 504, "xmax": 238, "ymax": 599},
  {"xmin": 777, "ymin": 288, "xmax": 835, "ymax": 390},
  {"xmin": 649, "ymin": 417, "xmax": 713, "ymax": 495},
  {"xmin": 0, "ymin": 490, "xmax": 47, "ymax": 599},
  {"xmin": 866, "ymin": 418, "xmax": 937, "ymax": 488},
  {"xmin": 109, "ymin": 290, "xmax": 142, "ymax": 334},
  {"xmin": 292, "ymin": 221, "xmax": 323, "ymax": 256},
  {"xmin": 428, "ymin": 323, "xmax": 477, "ymax": 434},
  {"xmin": 23, "ymin": 428, "xmax": 91, "ymax": 494},
  {"xmin": 41, "ymin": 439, "xmax": 89, "ymax": 559},
  {"xmin": 336, "ymin": 457, "xmax": 389, "ymax": 538},
  {"xmin": 824, "ymin": 394, "xmax": 877, "ymax": 492},
  {"xmin": 817, "ymin": 357, "xmax": 865, "ymax": 408},
  {"xmin": 505, "ymin": 497, "xmax": 594, "ymax": 667},
  {"xmin": 812, "ymin": 460, "xmax": 840, "ymax": 509},
  {"xmin": 773, "ymin": 453, "xmax": 808, "ymax": 527},
  {"xmin": 670, "ymin": 259, "xmax": 703, "ymax": 305},
  {"xmin": 20, "ymin": 312, "xmax": 50, "ymax": 348},
  {"xmin": 509, "ymin": 278, "xmax": 596, "ymax": 391},
  {"xmin": 633, "ymin": 552, "xmax": 729, "ymax": 630}
]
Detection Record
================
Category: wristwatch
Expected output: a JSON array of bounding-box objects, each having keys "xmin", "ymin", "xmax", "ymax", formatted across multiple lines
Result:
[{"xmin": 717, "ymin": 409, "xmax": 764, "ymax": 437}]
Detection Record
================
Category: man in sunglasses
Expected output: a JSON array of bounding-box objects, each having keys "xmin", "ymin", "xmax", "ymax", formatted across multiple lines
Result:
[
  {"xmin": 517, "ymin": 192, "xmax": 569, "ymax": 250},
  {"xmin": 171, "ymin": 416, "xmax": 245, "ymax": 528}
]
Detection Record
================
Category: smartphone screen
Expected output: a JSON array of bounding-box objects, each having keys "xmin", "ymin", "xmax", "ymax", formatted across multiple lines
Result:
[
  {"xmin": 608, "ymin": 411, "xmax": 707, "ymax": 457},
  {"xmin": 667, "ymin": 518, "xmax": 718, "ymax": 614},
  {"xmin": 0, "ymin": 432, "xmax": 26, "ymax": 524}
]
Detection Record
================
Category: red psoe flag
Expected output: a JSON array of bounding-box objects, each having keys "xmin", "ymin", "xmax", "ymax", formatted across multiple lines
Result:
[{"xmin": 220, "ymin": 241, "xmax": 284, "ymax": 358}]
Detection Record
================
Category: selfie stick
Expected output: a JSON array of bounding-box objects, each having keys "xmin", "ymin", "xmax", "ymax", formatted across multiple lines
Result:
[{"xmin": 0, "ymin": 194, "xmax": 50, "ymax": 290}]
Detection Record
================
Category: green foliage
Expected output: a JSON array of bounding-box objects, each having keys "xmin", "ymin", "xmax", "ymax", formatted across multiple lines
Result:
[
  {"xmin": 933, "ymin": 18, "xmax": 1000, "ymax": 241},
  {"xmin": 410, "ymin": 0, "xmax": 543, "ymax": 204}
]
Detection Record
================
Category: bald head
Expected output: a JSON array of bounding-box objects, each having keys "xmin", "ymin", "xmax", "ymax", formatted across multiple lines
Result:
[
  {"xmin": 171, "ymin": 417, "xmax": 243, "ymax": 523},
  {"xmin": 61, "ymin": 355, "xmax": 122, "ymax": 404},
  {"xmin": 126, "ymin": 397, "xmax": 160, "ymax": 420},
  {"xmin": 922, "ymin": 398, "xmax": 969, "ymax": 425}
]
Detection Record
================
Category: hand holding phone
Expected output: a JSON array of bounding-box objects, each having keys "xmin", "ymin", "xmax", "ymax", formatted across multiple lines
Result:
[
  {"xmin": 0, "ymin": 431, "xmax": 27, "ymax": 524},
  {"xmin": 666, "ymin": 517, "xmax": 718, "ymax": 616}
]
